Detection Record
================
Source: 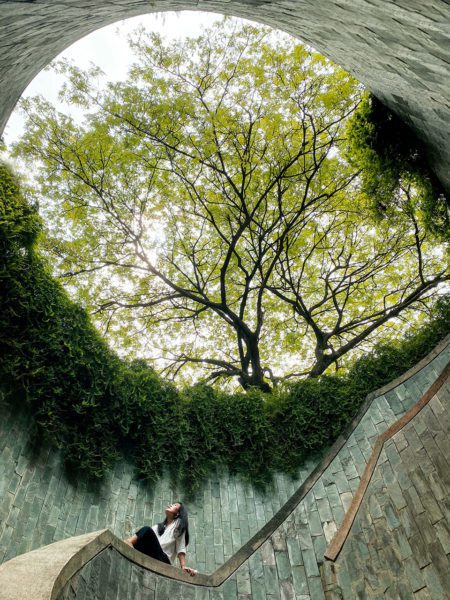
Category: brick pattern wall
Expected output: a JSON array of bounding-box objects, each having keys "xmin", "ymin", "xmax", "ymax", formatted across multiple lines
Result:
[
  {"xmin": 54, "ymin": 345, "xmax": 450, "ymax": 598},
  {"xmin": 323, "ymin": 381, "xmax": 450, "ymax": 598},
  {"xmin": 0, "ymin": 402, "xmax": 317, "ymax": 572}
]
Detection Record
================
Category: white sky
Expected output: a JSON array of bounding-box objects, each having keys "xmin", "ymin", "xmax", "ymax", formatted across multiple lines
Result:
[{"xmin": 3, "ymin": 11, "xmax": 224, "ymax": 147}]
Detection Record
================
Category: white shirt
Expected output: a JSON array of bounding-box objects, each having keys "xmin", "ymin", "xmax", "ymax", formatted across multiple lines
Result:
[{"xmin": 152, "ymin": 520, "xmax": 187, "ymax": 564}]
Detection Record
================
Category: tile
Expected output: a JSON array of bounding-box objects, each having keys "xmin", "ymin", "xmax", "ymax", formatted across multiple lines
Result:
[{"xmin": 291, "ymin": 565, "xmax": 309, "ymax": 596}]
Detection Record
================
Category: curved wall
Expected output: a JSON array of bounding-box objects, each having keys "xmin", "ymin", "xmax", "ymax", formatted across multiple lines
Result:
[
  {"xmin": 326, "ymin": 373, "xmax": 450, "ymax": 598},
  {"xmin": 1, "ymin": 3, "xmax": 449, "ymax": 596},
  {"xmin": 56, "ymin": 340, "xmax": 450, "ymax": 599},
  {"xmin": 0, "ymin": 0, "xmax": 449, "ymax": 192},
  {"xmin": 0, "ymin": 397, "xmax": 317, "ymax": 572},
  {"xmin": 1, "ymin": 337, "xmax": 449, "ymax": 599}
]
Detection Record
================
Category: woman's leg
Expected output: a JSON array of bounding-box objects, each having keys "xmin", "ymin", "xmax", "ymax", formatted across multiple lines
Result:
[{"xmin": 134, "ymin": 526, "xmax": 171, "ymax": 564}]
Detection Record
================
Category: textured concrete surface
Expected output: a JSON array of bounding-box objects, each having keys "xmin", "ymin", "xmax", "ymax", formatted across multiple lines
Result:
[
  {"xmin": 0, "ymin": 531, "xmax": 102, "ymax": 600},
  {"xmin": 1, "ymin": 340, "xmax": 449, "ymax": 598},
  {"xmin": 0, "ymin": 1, "xmax": 449, "ymax": 193}
]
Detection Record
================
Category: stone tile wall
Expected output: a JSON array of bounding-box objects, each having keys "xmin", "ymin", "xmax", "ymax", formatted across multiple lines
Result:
[
  {"xmin": 324, "ymin": 380, "xmax": 450, "ymax": 598},
  {"xmin": 0, "ymin": 400, "xmax": 317, "ymax": 572},
  {"xmin": 54, "ymin": 343, "xmax": 450, "ymax": 598},
  {"xmin": 2, "ymin": 340, "xmax": 449, "ymax": 598}
]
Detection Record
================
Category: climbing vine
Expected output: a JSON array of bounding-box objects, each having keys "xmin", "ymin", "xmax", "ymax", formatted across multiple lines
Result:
[
  {"xmin": 345, "ymin": 92, "xmax": 449, "ymax": 238},
  {"xmin": 1, "ymin": 162, "xmax": 449, "ymax": 489}
]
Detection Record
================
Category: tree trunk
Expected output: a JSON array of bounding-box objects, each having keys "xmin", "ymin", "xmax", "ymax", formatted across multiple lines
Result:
[
  {"xmin": 307, "ymin": 354, "xmax": 335, "ymax": 378},
  {"xmin": 306, "ymin": 334, "xmax": 336, "ymax": 378},
  {"xmin": 238, "ymin": 333, "xmax": 272, "ymax": 392}
]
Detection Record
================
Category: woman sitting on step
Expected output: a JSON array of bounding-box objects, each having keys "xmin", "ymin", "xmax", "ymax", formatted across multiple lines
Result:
[{"xmin": 124, "ymin": 502, "xmax": 197, "ymax": 576}]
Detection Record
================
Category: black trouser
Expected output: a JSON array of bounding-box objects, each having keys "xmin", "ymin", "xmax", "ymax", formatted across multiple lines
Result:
[{"xmin": 134, "ymin": 526, "xmax": 171, "ymax": 564}]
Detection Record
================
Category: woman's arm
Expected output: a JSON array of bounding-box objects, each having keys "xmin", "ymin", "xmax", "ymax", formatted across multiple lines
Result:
[
  {"xmin": 124, "ymin": 534, "xmax": 138, "ymax": 548},
  {"xmin": 177, "ymin": 552, "xmax": 197, "ymax": 576}
]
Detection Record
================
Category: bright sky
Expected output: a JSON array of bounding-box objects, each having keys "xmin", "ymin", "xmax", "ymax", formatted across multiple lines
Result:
[{"xmin": 3, "ymin": 11, "xmax": 224, "ymax": 146}]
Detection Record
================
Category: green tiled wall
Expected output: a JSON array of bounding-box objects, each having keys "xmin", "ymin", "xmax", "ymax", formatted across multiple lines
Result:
[
  {"xmin": 0, "ymin": 400, "xmax": 317, "ymax": 571},
  {"xmin": 2, "ymin": 341, "xmax": 449, "ymax": 599}
]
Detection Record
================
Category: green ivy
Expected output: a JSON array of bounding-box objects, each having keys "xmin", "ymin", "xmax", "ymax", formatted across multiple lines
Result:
[
  {"xmin": 345, "ymin": 93, "xmax": 449, "ymax": 238},
  {"xmin": 1, "ymin": 162, "xmax": 449, "ymax": 491}
]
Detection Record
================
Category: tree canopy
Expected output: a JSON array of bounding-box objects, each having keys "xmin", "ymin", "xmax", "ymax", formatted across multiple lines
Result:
[
  {"xmin": 2, "ymin": 158, "xmax": 450, "ymax": 486},
  {"xmin": 13, "ymin": 18, "xmax": 449, "ymax": 392},
  {"xmin": 345, "ymin": 93, "xmax": 450, "ymax": 239}
]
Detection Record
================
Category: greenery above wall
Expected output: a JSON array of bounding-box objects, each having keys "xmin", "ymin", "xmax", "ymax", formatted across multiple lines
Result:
[
  {"xmin": 1, "ymin": 162, "xmax": 450, "ymax": 490},
  {"xmin": 345, "ymin": 92, "xmax": 450, "ymax": 239}
]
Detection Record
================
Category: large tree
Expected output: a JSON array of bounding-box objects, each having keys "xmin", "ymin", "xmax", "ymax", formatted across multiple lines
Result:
[{"xmin": 14, "ymin": 19, "xmax": 449, "ymax": 391}]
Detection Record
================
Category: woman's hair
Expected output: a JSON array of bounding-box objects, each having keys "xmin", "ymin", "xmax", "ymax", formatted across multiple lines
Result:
[{"xmin": 157, "ymin": 502, "xmax": 190, "ymax": 546}]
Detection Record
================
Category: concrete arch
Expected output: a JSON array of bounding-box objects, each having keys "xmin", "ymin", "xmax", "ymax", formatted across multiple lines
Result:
[{"xmin": 0, "ymin": 1, "xmax": 449, "ymax": 191}]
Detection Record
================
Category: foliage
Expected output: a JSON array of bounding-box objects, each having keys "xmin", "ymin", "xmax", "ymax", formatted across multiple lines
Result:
[
  {"xmin": 13, "ymin": 19, "xmax": 448, "ymax": 391},
  {"xmin": 2, "ymin": 161, "xmax": 450, "ymax": 490},
  {"xmin": 345, "ymin": 92, "xmax": 450, "ymax": 238},
  {"xmin": 0, "ymin": 162, "xmax": 41, "ymax": 250},
  {"xmin": 1, "ymin": 162, "xmax": 122, "ymax": 477},
  {"xmin": 115, "ymin": 360, "xmax": 185, "ymax": 481}
]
